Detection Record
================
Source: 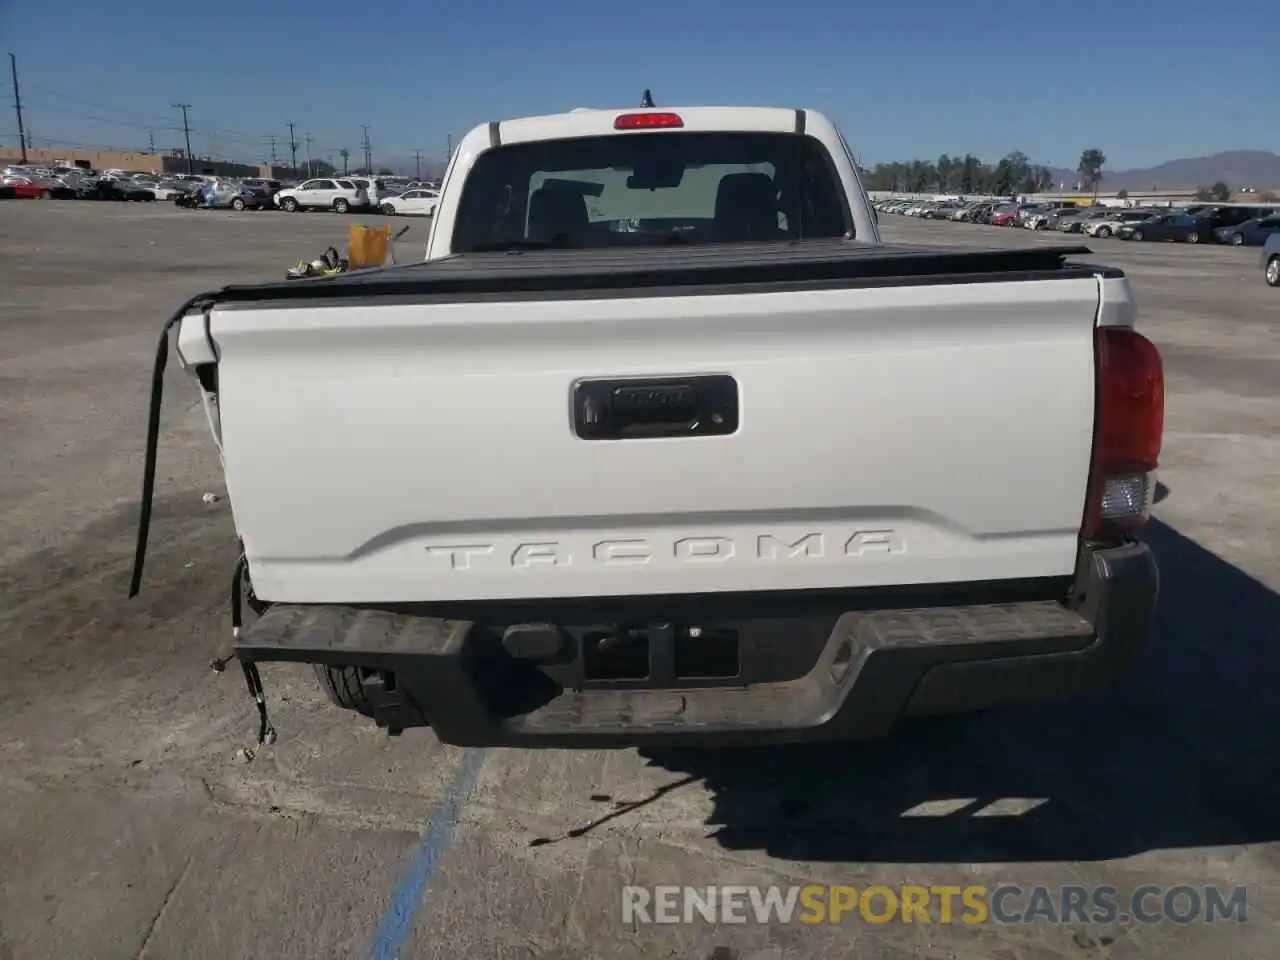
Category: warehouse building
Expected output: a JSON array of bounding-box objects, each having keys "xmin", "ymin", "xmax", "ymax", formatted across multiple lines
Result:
[{"xmin": 0, "ymin": 145, "xmax": 302, "ymax": 180}]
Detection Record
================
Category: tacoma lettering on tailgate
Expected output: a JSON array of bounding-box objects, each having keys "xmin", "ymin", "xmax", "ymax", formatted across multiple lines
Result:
[{"xmin": 423, "ymin": 532, "xmax": 903, "ymax": 570}]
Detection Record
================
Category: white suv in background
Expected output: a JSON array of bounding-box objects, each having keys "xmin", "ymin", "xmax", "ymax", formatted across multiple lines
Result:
[
  {"xmin": 346, "ymin": 176, "xmax": 393, "ymax": 206},
  {"xmin": 274, "ymin": 178, "xmax": 369, "ymax": 213}
]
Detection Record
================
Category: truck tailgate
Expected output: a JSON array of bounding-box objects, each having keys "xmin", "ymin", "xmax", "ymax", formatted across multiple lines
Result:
[{"xmin": 201, "ymin": 276, "xmax": 1101, "ymax": 603}]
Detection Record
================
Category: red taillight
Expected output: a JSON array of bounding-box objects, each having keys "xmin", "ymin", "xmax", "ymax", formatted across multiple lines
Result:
[
  {"xmin": 614, "ymin": 112, "xmax": 684, "ymax": 130},
  {"xmin": 1082, "ymin": 327, "xmax": 1165, "ymax": 541}
]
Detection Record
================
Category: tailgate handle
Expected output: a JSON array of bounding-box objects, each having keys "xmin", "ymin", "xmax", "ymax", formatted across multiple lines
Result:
[
  {"xmin": 612, "ymin": 384, "xmax": 698, "ymax": 424},
  {"xmin": 573, "ymin": 375, "xmax": 739, "ymax": 440}
]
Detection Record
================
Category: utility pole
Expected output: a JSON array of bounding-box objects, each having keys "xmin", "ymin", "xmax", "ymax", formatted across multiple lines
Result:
[
  {"xmin": 446, "ymin": 132, "xmax": 453, "ymax": 162},
  {"xmin": 360, "ymin": 125, "xmax": 370, "ymax": 173},
  {"xmin": 269, "ymin": 135, "xmax": 277, "ymax": 167},
  {"xmin": 411, "ymin": 149, "xmax": 422, "ymax": 180},
  {"xmin": 287, "ymin": 122, "xmax": 298, "ymax": 175},
  {"xmin": 304, "ymin": 134, "xmax": 312, "ymax": 177},
  {"xmin": 148, "ymin": 129, "xmax": 156, "ymax": 154},
  {"xmin": 9, "ymin": 53, "xmax": 27, "ymax": 164},
  {"xmin": 339, "ymin": 148, "xmax": 349, "ymax": 175},
  {"xmin": 172, "ymin": 103, "xmax": 193, "ymax": 173}
]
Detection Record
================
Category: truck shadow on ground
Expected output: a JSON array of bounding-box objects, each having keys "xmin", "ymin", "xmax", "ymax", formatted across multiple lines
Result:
[{"xmin": 637, "ymin": 518, "xmax": 1279, "ymax": 863}]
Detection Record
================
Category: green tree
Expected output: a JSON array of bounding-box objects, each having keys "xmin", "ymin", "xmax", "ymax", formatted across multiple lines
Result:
[
  {"xmin": 906, "ymin": 160, "xmax": 931, "ymax": 192},
  {"xmin": 1078, "ymin": 149, "xmax": 1106, "ymax": 192},
  {"xmin": 989, "ymin": 152, "xmax": 1029, "ymax": 196},
  {"xmin": 936, "ymin": 154, "xmax": 954, "ymax": 192},
  {"xmin": 1194, "ymin": 182, "xmax": 1231, "ymax": 202},
  {"xmin": 1116, "ymin": 189, "xmax": 1129, "ymax": 200},
  {"xmin": 1005, "ymin": 151, "xmax": 1031, "ymax": 193}
]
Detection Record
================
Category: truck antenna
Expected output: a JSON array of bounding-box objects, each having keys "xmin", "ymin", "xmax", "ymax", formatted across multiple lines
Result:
[{"xmin": 641, "ymin": 89, "xmax": 654, "ymax": 108}]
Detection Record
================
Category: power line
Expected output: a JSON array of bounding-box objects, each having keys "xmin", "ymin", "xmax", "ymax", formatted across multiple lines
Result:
[
  {"xmin": 22, "ymin": 96, "xmax": 185, "ymax": 133},
  {"xmin": 172, "ymin": 103, "xmax": 193, "ymax": 174},
  {"xmin": 8, "ymin": 53, "xmax": 27, "ymax": 163},
  {"xmin": 0, "ymin": 133, "xmax": 126, "ymax": 150},
  {"xmin": 25, "ymin": 86, "xmax": 179, "ymax": 128},
  {"xmin": 8, "ymin": 84, "xmax": 351, "ymax": 167},
  {"xmin": 22, "ymin": 96, "xmax": 276, "ymax": 155},
  {"xmin": 21, "ymin": 87, "xmax": 283, "ymax": 153}
]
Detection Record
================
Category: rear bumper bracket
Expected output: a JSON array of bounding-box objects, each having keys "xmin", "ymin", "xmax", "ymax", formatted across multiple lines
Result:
[{"xmin": 233, "ymin": 541, "xmax": 1158, "ymax": 747}]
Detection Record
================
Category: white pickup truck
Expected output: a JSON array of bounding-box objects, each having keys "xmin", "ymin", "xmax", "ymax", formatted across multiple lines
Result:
[{"xmin": 132, "ymin": 102, "xmax": 1164, "ymax": 748}]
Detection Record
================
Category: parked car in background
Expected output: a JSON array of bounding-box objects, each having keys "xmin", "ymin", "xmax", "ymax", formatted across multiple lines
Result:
[
  {"xmin": 241, "ymin": 178, "xmax": 284, "ymax": 202},
  {"xmin": 231, "ymin": 181, "xmax": 278, "ymax": 210},
  {"xmin": 0, "ymin": 174, "xmax": 77, "ymax": 199},
  {"xmin": 379, "ymin": 188, "xmax": 439, "ymax": 216},
  {"xmin": 274, "ymin": 178, "xmax": 370, "ymax": 213},
  {"xmin": 1118, "ymin": 213, "xmax": 1186, "ymax": 242},
  {"xmin": 1262, "ymin": 233, "xmax": 1280, "ymax": 287},
  {"xmin": 112, "ymin": 176, "xmax": 157, "ymax": 202},
  {"xmin": 967, "ymin": 202, "xmax": 998, "ymax": 223},
  {"xmin": 1216, "ymin": 213, "xmax": 1280, "ymax": 246},
  {"xmin": 921, "ymin": 201, "xmax": 962, "ymax": 219},
  {"xmin": 346, "ymin": 176, "xmax": 391, "ymax": 207},
  {"xmin": 1084, "ymin": 210, "xmax": 1157, "ymax": 238},
  {"xmin": 1025, "ymin": 208, "xmax": 1078, "ymax": 231},
  {"xmin": 1014, "ymin": 204, "xmax": 1048, "ymax": 227},
  {"xmin": 990, "ymin": 204, "xmax": 1019, "ymax": 226},
  {"xmin": 1177, "ymin": 206, "xmax": 1273, "ymax": 244},
  {"xmin": 176, "ymin": 179, "xmax": 261, "ymax": 210},
  {"xmin": 1056, "ymin": 208, "xmax": 1116, "ymax": 233},
  {"xmin": 146, "ymin": 180, "xmax": 188, "ymax": 201},
  {"xmin": 79, "ymin": 176, "xmax": 151, "ymax": 201}
]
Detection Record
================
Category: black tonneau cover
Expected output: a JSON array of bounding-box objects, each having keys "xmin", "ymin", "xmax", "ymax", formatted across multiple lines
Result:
[{"xmin": 209, "ymin": 240, "xmax": 1102, "ymax": 304}]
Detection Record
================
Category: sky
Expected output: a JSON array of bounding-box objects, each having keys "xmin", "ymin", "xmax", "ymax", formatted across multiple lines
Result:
[{"xmin": 2, "ymin": 0, "xmax": 1275, "ymax": 173}]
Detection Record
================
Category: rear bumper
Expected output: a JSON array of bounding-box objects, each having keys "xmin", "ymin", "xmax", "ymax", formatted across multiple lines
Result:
[{"xmin": 236, "ymin": 542, "xmax": 1158, "ymax": 748}]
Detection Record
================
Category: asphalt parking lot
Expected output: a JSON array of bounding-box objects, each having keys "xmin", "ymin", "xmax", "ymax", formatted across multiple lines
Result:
[{"xmin": 0, "ymin": 201, "xmax": 1276, "ymax": 960}]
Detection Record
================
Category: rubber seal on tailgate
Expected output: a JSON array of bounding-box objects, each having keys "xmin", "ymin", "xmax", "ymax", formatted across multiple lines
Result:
[{"xmin": 128, "ymin": 292, "xmax": 224, "ymax": 598}]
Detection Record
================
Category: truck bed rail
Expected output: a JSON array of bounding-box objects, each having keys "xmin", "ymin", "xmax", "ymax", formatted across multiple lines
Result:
[{"xmin": 208, "ymin": 241, "xmax": 1101, "ymax": 305}]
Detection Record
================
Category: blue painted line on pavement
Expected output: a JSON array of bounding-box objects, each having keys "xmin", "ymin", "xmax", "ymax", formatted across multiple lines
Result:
[{"xmin": 368, "ymin": 748, "xmax": 487, "ymax": 960}]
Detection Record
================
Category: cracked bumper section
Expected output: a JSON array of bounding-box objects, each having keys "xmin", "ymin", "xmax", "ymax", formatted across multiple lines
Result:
[{"xmin": 235, "ymin": 542, "xmax": 1158, "ymax": 748}]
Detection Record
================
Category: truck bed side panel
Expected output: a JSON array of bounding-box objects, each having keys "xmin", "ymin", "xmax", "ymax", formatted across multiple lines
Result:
[{"xmin": 208, "ymin": 277, "xmax": 1100, "ymax": 603}]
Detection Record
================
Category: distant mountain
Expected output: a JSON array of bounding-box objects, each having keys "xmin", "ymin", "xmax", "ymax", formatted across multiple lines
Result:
[{"xmin": 1042, "ymin": 151, "xmax": 1280, "ymax": 192}]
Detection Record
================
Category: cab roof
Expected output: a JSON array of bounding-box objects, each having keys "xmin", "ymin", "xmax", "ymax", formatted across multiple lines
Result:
[{"xmin": 459, "ymin": 106, "xmax": 814, "ymax": 153}]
